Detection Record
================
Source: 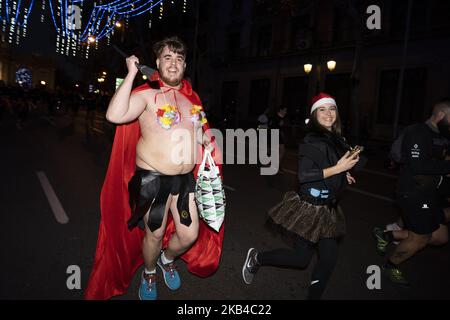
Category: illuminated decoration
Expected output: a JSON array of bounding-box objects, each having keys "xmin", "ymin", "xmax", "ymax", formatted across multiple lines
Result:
[
  {"xmin": 47, "ymin": 0, "xmax": 165, "ymax": 58},
  {"xmin": 148, "ymin": 0, "xmax": 152, "ymax": 29},
  {"xmin": 41, "ymin": 0, "xmax": 46, "ymax": 22},
  {"xmin": 48, "ymin": 0, "xmax": 164, "ymax": 41},
  {"xmin": 1, "ymin": 1, "xmax": 190, "ymax": 55},
  {"xmin": 15, "ymin": 67, "xmax": 32, "ymax": 87},
  {"xmin": 0, "ymin": 0, "xmax": 36, "ymax": 45}
]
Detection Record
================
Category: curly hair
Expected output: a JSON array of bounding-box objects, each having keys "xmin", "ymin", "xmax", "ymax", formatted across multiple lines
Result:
[{"xmin": 152, "ymin": 36, "xmax": 187, "ymax": 59}]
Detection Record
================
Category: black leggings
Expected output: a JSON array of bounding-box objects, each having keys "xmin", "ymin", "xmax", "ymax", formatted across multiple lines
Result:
[{"xmin": 257, "ymin": 237, "xmax": 338, "ymax": 300}]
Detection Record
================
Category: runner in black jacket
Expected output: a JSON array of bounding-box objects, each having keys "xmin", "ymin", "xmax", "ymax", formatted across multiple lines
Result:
[{"xmin": 373, "ymin": 99, "xmax": 450, "ymax": 286}]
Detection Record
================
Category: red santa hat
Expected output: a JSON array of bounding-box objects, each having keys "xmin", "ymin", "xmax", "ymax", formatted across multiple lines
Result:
[{"xmin": 305, "ymin": 92, "xmax": 337, "ymax": 124}]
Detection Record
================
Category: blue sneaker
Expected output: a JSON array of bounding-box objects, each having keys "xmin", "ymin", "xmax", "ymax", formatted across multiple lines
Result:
[
  {"xmin": 157, "ymin": 255, "xmax": 181, "ymax": 290},
  {"xmin": 138, "ymin": 272, "xmax": 157, "ymax": 300}
]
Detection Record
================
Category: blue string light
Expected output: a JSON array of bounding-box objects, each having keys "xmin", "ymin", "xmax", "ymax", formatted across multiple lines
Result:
[
  {"xmin": 6, "ymin": 0, "xmax": 10, "ymax": 21},
  {"xmin": 117, "ymin": 1, "xmax": 160, "ymax": 15},
  {"xmin": 1, "ymin": 0, "xmax": 35, "ymax": 27},
  {"xmin": 15, "ymin": 0, "xmax": 165, "ymax": 41},
  {"xmin": 15, "ymin": 0, "xmax": 23, "ymax": 23},
  {"xmin": 48, "ymin": 0, "xmax": 58, "ymax": 31},
  {"xmin": 60, "ymin": 0, "xmax": 65, "ymax": 36},
  {"xmin": 2, "ymin": 0, "xmax": 184, "ymax": 53},
  {"xmin": 23, "ymin": 0, "xmax": 35, "ymax": 25},
  {"xmin": 79, "ymin": 6, "xmax": 98, "ymax": 38},
  {"xmin": 0, "ymin": 0, "xmax": 36, "ymax": 45}
]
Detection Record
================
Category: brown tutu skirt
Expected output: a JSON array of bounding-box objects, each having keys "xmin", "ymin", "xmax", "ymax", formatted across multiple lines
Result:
[{"xmin": 267, "ymin": 191, "xmax": 346, "ymax": 243}]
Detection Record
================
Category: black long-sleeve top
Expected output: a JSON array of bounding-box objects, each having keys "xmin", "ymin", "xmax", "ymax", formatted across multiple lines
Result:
[
  {"xmin": 298, "ymin": 131, "xmax": 349, "ymax": 201},
  {"xmin": 399, "ymin": 122, "xmax": 450, "ymax": 193}
]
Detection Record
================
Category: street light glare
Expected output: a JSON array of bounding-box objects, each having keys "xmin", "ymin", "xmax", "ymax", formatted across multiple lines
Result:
[
  {"xmin": 304, "ymin": 64, "xmax": 313, "ymax": 74},
  {"xmin": 327, "ymin": 60, "xmax": 336, "ymax": 71}
]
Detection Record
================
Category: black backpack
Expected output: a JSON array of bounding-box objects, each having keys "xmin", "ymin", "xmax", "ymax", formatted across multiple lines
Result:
[{"xmin": 389, "ymin": 125, "xmax": 415, "ymax": 164}]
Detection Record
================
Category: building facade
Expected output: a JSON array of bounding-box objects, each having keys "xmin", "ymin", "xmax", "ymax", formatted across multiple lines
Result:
[
  {"xmin": 195, "ymin": 0, "xmax": 450, "ymax": 142},
  {"xmin": 0, "ymin": 42, "xmax": 56, "ymax": 90}
]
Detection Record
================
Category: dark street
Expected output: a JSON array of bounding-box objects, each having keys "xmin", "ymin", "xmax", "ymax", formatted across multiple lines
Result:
[
  {"xmin": 1, "ymin": 111, "xmax": 449, "ymax": 300},
  {"xmin": 1, "ymin": 0, "xmax": 450, "ymax": 304}
]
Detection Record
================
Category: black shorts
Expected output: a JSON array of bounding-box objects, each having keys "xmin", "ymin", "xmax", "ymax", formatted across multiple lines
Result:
[
  {"xmin": 127, "ymin": 168, "xmax": 196, "ymax": 232},
  {"xmin": 398, "ymin": 191, "xmax": 445, "ymax": 235}
]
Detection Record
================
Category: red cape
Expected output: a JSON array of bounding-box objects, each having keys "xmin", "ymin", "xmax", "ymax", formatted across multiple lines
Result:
[{"xmin": 85, "ymin": 75, "xmax": 224, "ymax": 300}]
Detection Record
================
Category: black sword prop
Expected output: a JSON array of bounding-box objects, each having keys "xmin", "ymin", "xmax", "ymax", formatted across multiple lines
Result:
[{"xmin": 112, "ymin": 45, "xmax": 156, "ymax": 79}]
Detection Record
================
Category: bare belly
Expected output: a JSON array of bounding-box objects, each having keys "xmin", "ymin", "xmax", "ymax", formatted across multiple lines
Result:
[{"xmin": 136, "ymin": 136, "xmax": 197, "ymax": 175}]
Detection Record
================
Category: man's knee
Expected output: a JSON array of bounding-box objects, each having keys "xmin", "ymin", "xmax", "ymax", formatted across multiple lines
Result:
[
  {"xmin": 144, "ymin": 229, "xmax": 165, "ymax": 244},
  {"xmin": 177, "ymin": 227, "xmax": 199, "ymax": 247},
  {"xmin": 430, "ymin": 226, "xmax": 449, "ymax": 246},
  {"xmin": 408, "ymin": 232, "xmax": 431, "ymax": 249}
]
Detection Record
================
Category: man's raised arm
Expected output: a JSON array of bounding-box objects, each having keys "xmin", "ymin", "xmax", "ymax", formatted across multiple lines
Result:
[{"xmin": 106, "ymin": 55, "xmax": 146, "ymax": 124}]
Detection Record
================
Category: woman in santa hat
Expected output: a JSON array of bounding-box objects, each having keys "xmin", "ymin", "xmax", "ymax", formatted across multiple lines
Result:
[{"xmin": 242, "ymin": 92, "xmax": 361, "ymax": 299}]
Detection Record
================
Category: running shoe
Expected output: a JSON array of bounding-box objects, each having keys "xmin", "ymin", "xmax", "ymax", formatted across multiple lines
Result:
[
  {"xmin": 157, "ymin": 254, "xmax": 181, "ymax": 291},
  {"xmin": 373, "ymin": 227, "xmax": 390, "ymax": 255},
  {"xmin": 382, "ymin": 266, "xmax": 411, "ymax": 287},
  {"xmin": 139, "ymin": 272, "xmax": 157, "ymax": 300},
  {"xmin": 242, "ymin": 248, "xmax": 260, "ymax": 285}
]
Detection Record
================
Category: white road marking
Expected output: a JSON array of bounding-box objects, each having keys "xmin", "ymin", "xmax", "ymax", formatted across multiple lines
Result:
[
  {"xmin": 283, "ymin": 168, "xmax": 395, "ymax": 203},
  {"xmin": 36, "ymin": 171, "xmax": 69, "ymax": 224},
  {"xmin": 360, "ymin": 169, "xmax": 398, "ymax": 179},
  {"xmin": 284, "ymin": 168, "xmax": 398, "ymax": 179},
  {"xmin": 283, "ymin": 169, "xmax": 297, "ymax": 175},
  {"xmin": 223, "ymin": 185, "xmax": 236, "ymax": 191},
  {"xmin": 346, "ymin": 187, "xmax": 394, "ymax": 203}
]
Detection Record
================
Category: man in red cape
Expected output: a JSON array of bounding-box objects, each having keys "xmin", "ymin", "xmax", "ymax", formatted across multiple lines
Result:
[{"xmin": 85, "ymin": 37, "xmax": 224, "ymax": 300}]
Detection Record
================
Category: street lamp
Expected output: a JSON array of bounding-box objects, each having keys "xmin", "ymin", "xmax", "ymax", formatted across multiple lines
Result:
[
  {"xmin": 303, "ymin": 59, "xmax": 337, "ymax": 102},
  {"xmin": 303, "ymin": 64, "xmax": 313, "ymax": 74},
  {"xmin": 40, "ymin": 80, "xmax": 46, "ymax": 86},
  {"xmin": 304, "ymin": 60, "xmax": 337, "ymax": 74},
  {"xmin": 327, "ymin": 60, "xmax": 336, "ymax": 72}
]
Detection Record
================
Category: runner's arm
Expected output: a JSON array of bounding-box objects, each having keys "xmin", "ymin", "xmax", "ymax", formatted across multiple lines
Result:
[{"xmin": 105, "ymin": 55, "xmax": 146, "ymax": 124}]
